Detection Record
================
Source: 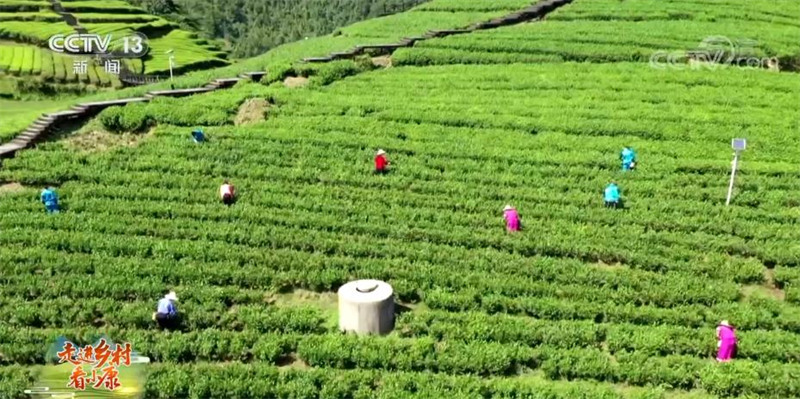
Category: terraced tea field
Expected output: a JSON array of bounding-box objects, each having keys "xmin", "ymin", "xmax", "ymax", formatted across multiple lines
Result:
[
  {"xmin": 0, "ymin": 0, "xmax": 228, "ymax": 83},
  {"xmin": 394, "ymin": 0, "xmax": 800, "ymax": 67},
  {"xmin": 0, "ymin": 0, "xmax": 798, "ymax": 398},
  {"xmin": 0, "ymin": 44, "xmax": 129, "ymax": 83}
]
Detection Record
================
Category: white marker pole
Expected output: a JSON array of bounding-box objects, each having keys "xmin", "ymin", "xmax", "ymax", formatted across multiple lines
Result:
[
  {"xmin": 166, "ymin": 49, "xmax": 174, "ymax": 83},
  {"xmin": 725, "ymin": 151, "xmax": 739, "ymax": 206},
  {"xmin": 169, "ymin": 55, "xmax": 174, "ymax": 82}
]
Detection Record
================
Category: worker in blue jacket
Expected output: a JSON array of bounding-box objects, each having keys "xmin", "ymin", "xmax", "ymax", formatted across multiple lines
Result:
[
  {"xmin": 620, "ymin": 146, "xmax": 637, "ymax": 171},
  {"xmin": 604, "ymin": 182, "xmax": 621, "ymax": 208},
  {"xmin": 40, "ymin": 187, "xmax": 59, "ymax": 214},
  {"xmin": 191, "ymin": 129, "xmax": 205, "ymax": 144},
  {"xmin": 152, "ymin": 291, "xmax": 179, "ymax": 330}
]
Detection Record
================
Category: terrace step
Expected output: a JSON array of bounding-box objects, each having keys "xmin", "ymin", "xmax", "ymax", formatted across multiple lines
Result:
[
  {"xmin": 21, "ymin": 129, "xmax": 41, "ymax": 136},
  {"xmin": 79, "ymin": 98, "xmax": 149, "ymax": 109},
  {"xmin": 330, "ymin": 51, "xmax": 356, "ymax": 58},
  {"xmin": 240, "ymin": 71, "xmax": 266, "ymax": 82},
  {"xmin": 479, "ymin": 21, "xmax": 502, "ymax": 28},
  {"xmin": 0, "ymin": 142, "xmax": 26, "ymax": 154},
  {"xmin": 436, "ymin": 29, "xmax": 471, "ymax": 35},
  {"xmin": 12, "ymin": 133, "xmax": 35, "ymax": 142},
  {"xmin": 47, "ymin": 110, "xmax": 83, "ymax": 117},
  {"xmin": 303, "ymin": 57, "xmax": 333, "ymax": 63},
  {"xmin": 16, "ymin": 137, "xmax": 37, "ymax": 145},
  {"xmin": 11, "ymin": 138, "xmax": 33, "ymax": 148},
  {"xmin": 360, "ymin": 43, "xmax": 406, "ymax": 50},
  {"xmin": 146, "ymin": 87, "xmax": 214, "ymax": 98},
  {"xmin": 214, "ymin": 78, "xmax": 240, "ymax": 85}
]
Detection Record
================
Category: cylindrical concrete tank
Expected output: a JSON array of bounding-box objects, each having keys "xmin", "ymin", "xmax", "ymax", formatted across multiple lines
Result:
[{"xmin": 338, "ymin": 279, "xmax": 394, "ymax": 335}]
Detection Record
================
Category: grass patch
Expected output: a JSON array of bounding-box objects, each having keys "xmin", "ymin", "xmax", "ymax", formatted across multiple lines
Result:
[
  {"xmin": 63, "ymin": 125, "xmax": 151, "ymax": 153},
  {"xmin": 741, "ymin": 269, "xmax": 785, "ymax": 301},
  {"xmin": 0, "ymin": 182, "xmax": 25, "ymax": 195},
  {"xmin": 590, "ymin": 261, "xmax": 626, "ymax": 271},
  {"xmin": 372, "ymin": 55, "xmax": 393, "ymax": 68},
  {"xmin": 268, "ymin": 289, "xmax": 339, "ymax": 330},
  {"xmin": 283, "ymin": 76, "xmax": 308, "ymax": 88},
  {"xmin": 234, "ymin": 98, "xmax": 269, "ymax": 126},
  {"xmin": 276, "ymin": 352, "xmax": 310, "ymax": 369}
]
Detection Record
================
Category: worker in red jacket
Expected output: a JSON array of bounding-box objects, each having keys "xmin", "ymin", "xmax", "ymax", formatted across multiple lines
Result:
[{"xmin": 374, "ymin": 149, "xmax": 390, "ymax": 174}]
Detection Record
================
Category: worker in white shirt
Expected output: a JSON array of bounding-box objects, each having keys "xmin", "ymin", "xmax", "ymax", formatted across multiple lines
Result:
[{"xmin": 220, "ymin": 179, "xmax": 235, "ymax": 206}]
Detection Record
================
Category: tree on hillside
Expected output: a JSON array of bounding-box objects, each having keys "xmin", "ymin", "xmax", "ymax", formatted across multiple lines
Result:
[{"xmin": 127, "ymin": 0, "xmax": 178, "ymax": 14}]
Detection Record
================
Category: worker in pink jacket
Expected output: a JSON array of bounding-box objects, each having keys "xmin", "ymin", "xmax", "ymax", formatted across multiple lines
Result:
[
  {"xmin": 503, "ymin": 205, "xmax": 520, "ymax": 232},
  {"xmin": 716, "ymin": 320, "xmax": 737, "ymax": 362}
]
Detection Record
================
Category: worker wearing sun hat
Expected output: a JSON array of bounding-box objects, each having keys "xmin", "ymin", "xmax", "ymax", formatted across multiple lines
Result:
[
  {"xmin": 716, "ymin": 320, "xmax": 737, "ymax": 362},
  {"xmin": 503, "ymin": 204, "xmax": 520, "ymax": 232},
  {"xmin": 219, "ymin": 179, "xmax": 235, "ymax": 206},
  {"xmin": 153, "ymin": 291, "xmax": 179, "ymax": 330},
  {"xmin": 191, "ymin": 128, "xmax": 205, "ymax": 144},
  {"xmin": 620, "ymin": 146, "xmax": 637, "ymax": 171},
  {"xmin": 604, "ymin": 182, "xmax": 621, "ymax": 209},
  {"xmin": 374, "ymin": 149, "xmax": 390, "ymax": 174},
  {"xmin": 40, "ymin": 186, "xmax": 60, "ymax": 214}
]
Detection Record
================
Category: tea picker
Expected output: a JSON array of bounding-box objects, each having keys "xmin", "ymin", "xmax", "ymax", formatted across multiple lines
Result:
[
  {"xmin": 40, "ymin": 187, "xmax": 59, "ymax": 214},
  {"xmin": 152, "ymin": 291, "xmax": 179, "ymax": 330},
  {"xmin": 716, "ymin": 320, "xmax": 738, "ymax": 362},
  {"xmin": 620, "ymin": 146, "xmax": 637, "ymax": 171},
  {"xmin": 604, "ymin": 182, "xmax": 621, "ymax": 208},
  {"xmin": 374, "ymin": 149, "xmax": 390, "ymax": 174},
  {"xmin": 220, "ymin": 179, "xmax": 235, "ymax": 206},
  {"xmin": 503, "ymin": 204, "xmax": 521, "ymax": 232},
  {"xmin": 191, "ymin": 128, "xmax": 205, "ymax": 143}
]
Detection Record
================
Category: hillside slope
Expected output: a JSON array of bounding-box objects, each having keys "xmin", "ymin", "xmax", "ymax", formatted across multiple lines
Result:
[
  {"xmin": 0, "ymin": 0, "xmax": 540, "ymax": 142},
  {"xmin": 1, "ymin": 0, "xmax": 799, "ymax": 398},
  {"xmin": 395, "ymin": 0, "xmax": 800, "ymax": 68}
]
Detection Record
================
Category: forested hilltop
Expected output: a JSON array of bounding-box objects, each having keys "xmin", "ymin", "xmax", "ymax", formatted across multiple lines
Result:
[{"xmin": 127, "ymin": 0, "xmax": 428, "ymax": 57}]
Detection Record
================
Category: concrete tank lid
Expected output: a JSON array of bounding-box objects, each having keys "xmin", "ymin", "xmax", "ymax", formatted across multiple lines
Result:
[{"xmin": 338, "ymin": 279, "xmax": 393, "ymax": 303}]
